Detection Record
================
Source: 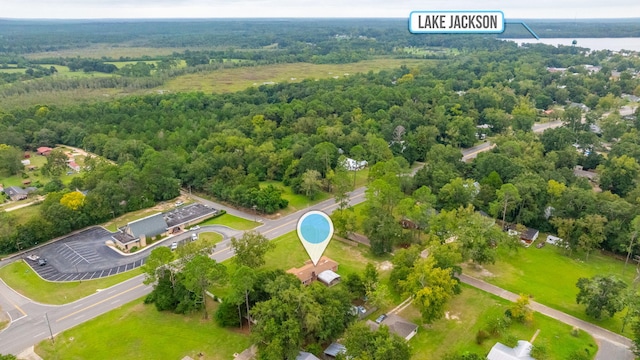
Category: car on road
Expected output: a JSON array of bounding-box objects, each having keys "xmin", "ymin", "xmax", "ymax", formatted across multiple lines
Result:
[
  {"xmin": 170, "ymin": 242, "xmax": 178, "ymax": 251},
  {"xmin": 38, "ymin": 258, "xmax": 47, "ymax": 266},
  {"xmin": 190, "ymin": 225, "xmax": 200, "ymax": 231},
  {"xmin": 375, "ymin": 314, "xmax": 387, "ymax": 324},
  {"xmin": 191, "ymin": 233, "xmax": 198, "ymax": 241}
]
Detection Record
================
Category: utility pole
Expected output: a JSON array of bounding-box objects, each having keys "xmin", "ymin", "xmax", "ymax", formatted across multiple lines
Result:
[{"xmin": 45, "ymin": 312, "xmax": 54, "ymax": 343}]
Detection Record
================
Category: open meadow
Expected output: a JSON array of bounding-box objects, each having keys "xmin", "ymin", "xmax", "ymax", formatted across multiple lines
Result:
[
  {"xmin": 160, "ymin": 58, "xmax": 430, "ymax": 93},
  {"xmin": 35, "ymin": 297, "xmax": 251, "ymax": 360},
  {"xmin": 463, "ymin": 243, "xmax": 639, "ymax": 337}
]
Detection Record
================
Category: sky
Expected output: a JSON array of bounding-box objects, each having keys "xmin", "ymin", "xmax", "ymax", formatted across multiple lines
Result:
[{"xmin": 2, "ymin": 0, "xmax": 639, "ymax": 19}]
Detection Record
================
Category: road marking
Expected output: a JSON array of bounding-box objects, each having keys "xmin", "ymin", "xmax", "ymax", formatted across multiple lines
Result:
[
  {"xmin": 33, "ymin": 331, "xmax": 46, "ymax": 338},
  {"xmin": 262, "ymin": 192, "xmax": 365, "ymax": 237},
  {"xmin": 64, "ymin": 243, "xmax": 90, "ymax": 263},
  {"xmin": 0, "ymin": 292, "xmax": 27, "ymax": 318},
  {"xmin": 56, "ymin": 284, "xmax": 144, "ymax": 322},
  {"xmin": 110, "ymin": 300, "xmax": 121, "ymax": 305}
]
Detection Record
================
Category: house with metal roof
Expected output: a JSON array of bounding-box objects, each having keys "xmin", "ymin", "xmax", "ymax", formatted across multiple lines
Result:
[
  {"xmin": 324, "ymin": 343, "xmax": 347, "ymax": 358},
  {"xmin": 487, "ymin": 340, "xmax": 535, "ymax": 360},
  {"xmin": 296, "ymin": 351, "xmax": 320, "ymax": 360}
]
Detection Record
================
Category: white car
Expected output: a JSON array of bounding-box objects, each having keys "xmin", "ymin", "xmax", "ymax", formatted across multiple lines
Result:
[
  {"xmin": 170, "ymin": 242, "xmax": 178, "ymax": 251},
  {"xmin": 190, "ymin": 225, "xmax": 200, "ymax": 231}
]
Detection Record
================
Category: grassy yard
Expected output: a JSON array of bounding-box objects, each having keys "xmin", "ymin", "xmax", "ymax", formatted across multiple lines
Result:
[
  {"xmin": 405, "ymin": 284, "xmax": 597, "ymax": 359},
  {"xmin": 161, "ymin": 58, "xmax": 430, "ymax": 93},
  {"xmin": 260, "ymin": 180, "xmax": 330, "ymax": 215},
  {"xmin": 4, "ymin": 203, "xmax": 42, "ymax": 225},
  {"xmin": 0, "ymin": 261, "xmax": 142, "ymax": 305},
  {"xmin": 198, "ymin": 232, "xmax": 223, "ymax": 245},
  {"xmin": 463, "ymin": 244, "xmax": 639, "ymax": 337},
  {"xmin": 199, "ymin": 213, "xmax": 259, "ymax": 230},
  {"xmin": 35, "ymin": 297, "xmax": 251, "ymax": 360}
]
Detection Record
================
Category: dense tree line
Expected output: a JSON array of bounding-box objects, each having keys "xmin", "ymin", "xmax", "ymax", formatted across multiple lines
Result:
[{"xmin": 1, "ymin": 36, "xmax": 639, "ymax": 257}]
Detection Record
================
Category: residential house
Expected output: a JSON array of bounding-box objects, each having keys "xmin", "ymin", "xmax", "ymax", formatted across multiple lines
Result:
[
  {"xmin": 36, "ymin": 147, "xmax": 53, "ymax": 156},
  {"xmin": 366, "ymin": 314, "xmax": 419, "ymax": 341},
  {"xmin": 324, "ymin": 343, "xmax": 347, "ymax": 358},
  {"xmin": 67, "ymin": 161, "xmax": 81, "ymax": 172},
  {"xmin": 507, "ymin": 225, "xmax": 539, "ymax": 247},
  {"xmin": 487, "ymin": 340, "xmax": 535, "ymax": 360},
  {"xmin": 287, "ymin": 256, "xmax": 339, "ymax": 286},
  {"xmin": 296, "ymin": 352, "xmax": 320, "ymax": 360},
  {"xmin": 342, "ymin": 157, "xmax": 368, "ymax": 171},
  {"xmin": 3, "ymin": 186, "xmax": 29, "ymax": 201}
]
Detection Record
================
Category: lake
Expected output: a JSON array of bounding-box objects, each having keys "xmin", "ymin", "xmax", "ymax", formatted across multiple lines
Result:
[{"xmin": 502, "ymin": 38, "xmax": 640, "ymax": 52}]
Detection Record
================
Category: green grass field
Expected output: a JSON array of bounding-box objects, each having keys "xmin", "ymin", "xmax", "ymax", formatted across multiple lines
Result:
[
  {"xmin": 4, "ymin": 203, "xmax": 42, "ymax": 225},
  {"xmin": 260, "ymin": 180, "xmax": 330, "ymax": 215},
  {"xmin": 0, "ymin": 147, "xmax": 83, "ymax": 189},
  {"xmin": 464, "ymin": 244, "xmax": 639, "ymax": 337},
  {"xmin": 406, "ymin": 284, "xmax": 597, "ymax": 359},
  {"xmin": 24, "ymin": 46, "xmax": 207, "ymax": 60},
  {"xmin": 161, "ymin": 58, "xmax": 430, "ymax": 93},
  {"xmin": 0, "ymin": 261, "xmax": 142, "ymax": 305},
  {"xmin": 199, "ymin": 213, "xmax": 259, "ymax": 230},
  {"xmin": 35, "ymin": 297, "xmax": 251, "ymax": 360},
  {"xmin": 198, "ymin": 231, "xmax": 223, "ymax": 245}
]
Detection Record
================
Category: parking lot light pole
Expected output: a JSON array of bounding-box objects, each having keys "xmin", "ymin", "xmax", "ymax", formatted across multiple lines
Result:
[{"xmin": 75, "ymin": 263, "xmax": 81, "ymax": 283}]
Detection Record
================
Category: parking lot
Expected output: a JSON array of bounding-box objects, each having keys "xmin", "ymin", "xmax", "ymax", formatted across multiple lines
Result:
[
  {"xmin": 24, "ymin": 226, "xmax": 150, "ymax": 281},
  {"xmin": 22, "ymin": 224, "xmax": 239, "ymax": 282}
]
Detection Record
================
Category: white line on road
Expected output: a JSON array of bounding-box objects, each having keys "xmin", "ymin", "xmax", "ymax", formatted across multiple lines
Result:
[
  {"xmin": 110, "ymin": 300, "xmax": 121, "ymax": 305},
  {"xmin": 33, "ymin": 331, "xmax": 46, "ymax": 338},
  {"xmin": 74, "ymin": 315, "xmax": 85, "ymax": 321}
]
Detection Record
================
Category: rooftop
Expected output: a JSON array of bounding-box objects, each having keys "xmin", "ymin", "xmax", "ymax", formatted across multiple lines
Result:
[
  {"xmin": 286, "ymin": 256, "xmax": 338, "ymax": 283},
  {"xmin": 164, "ymin": 203, "xmax": 218, "ymax": 227},
  {"xmin": 128, "ymin": 213, "xmax": 167, "ymax": 238}
]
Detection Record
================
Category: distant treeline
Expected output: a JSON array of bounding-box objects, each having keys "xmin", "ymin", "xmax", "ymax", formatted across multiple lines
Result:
[{"xmin": 2, "ymin": 18, "xmax": 639, "ymax": 56}]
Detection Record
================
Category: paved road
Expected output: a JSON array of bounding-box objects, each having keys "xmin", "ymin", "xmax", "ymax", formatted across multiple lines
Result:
[{"xmin": 460, "ymin": 274, "xmax": 635, "ymax": 360}]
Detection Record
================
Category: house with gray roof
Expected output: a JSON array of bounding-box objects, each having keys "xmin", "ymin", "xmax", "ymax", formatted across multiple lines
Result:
[
  {"xmin": 366, "ymin": 314, "xmax": 418, "ymax": 341},
  {"xmin": 324, "ymin": 343, "xmax": 347, "ymax": 358},
  {"xmin": 3, "ymin": 186, "xmax": 30, "ymax": 201},
  {"xmin": 296, "ymin": 351, "xmax": 320, "ymax": 360},
  {"xmin": 487, "ymin": 340, "xmax": 535, "ymax": 360}
]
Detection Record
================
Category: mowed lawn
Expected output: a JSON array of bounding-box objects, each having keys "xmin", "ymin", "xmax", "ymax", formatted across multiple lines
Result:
[
  {"xmin": 0, "ymin": 261, "xmax": 142, "ymax": 305},
  {"xmin": 260, "ymin": 180, "xmax": 330, "ymax": 215},
  {"xmin": 35, "ymin": 298, "xmax": 251, "ymax": 360},
  {"xmin": 464, "ymin": 244, "xmax": 639, "ymax": 337},
  {"xmin": 199, "ymin": 213, "xmax": 259, "ymax": 230},
  {"xmin": 161, "ymin": 58, "xmax": 430, "ymax": 93},
  {"xmin": 405, "ymin": 284, "xmax": 597, "ymax": 359}
]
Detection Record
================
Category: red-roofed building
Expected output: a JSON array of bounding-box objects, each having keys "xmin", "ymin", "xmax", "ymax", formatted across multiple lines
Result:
[
  {"xmin": 67, "ymin": 161, "xmax": 81, "ymax": 172},
  {"xmin": 287, "ymin": 257, "xmax": 339, "ymax": 286},
  {"xmin": 36, "ymin": 147, "xmax": 53, "ymax": 156}
]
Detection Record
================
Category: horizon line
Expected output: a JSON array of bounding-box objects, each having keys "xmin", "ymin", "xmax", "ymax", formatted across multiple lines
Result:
[{"xmin": 1, "ymin": 16, "xmax": 640, "ymax": 21}]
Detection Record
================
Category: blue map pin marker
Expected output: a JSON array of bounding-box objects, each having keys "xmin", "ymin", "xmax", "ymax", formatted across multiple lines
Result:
[{"xmin": 297, "ymin": 210, "xmax": 334, "ymax": 266}]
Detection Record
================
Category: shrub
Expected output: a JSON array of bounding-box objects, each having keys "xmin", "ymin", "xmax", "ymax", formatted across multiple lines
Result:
[
  {"xmin": 531, "ymin": 344, "xmax": 548, "ymax": 360},
  {"xmin": 130, "ymin": 246, "xmax": 138, "ymax": 253},
  {"xmin": 475, "ymin": 329, "xmax": 490, "ymax": 345},
  {"xmin": 571, "ymin": 327, "xmax": 580, "ymax": 337}
]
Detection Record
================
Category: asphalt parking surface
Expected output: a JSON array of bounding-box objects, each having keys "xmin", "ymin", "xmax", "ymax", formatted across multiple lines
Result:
[{"xmin": 23, "ymin": 225, "xmax": 241, "ymax": 282}]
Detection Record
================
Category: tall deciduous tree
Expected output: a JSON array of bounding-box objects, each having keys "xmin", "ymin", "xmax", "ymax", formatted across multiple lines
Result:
[
  {"xmin": 41, "ymin": 148, "xmax": 68, "ymax": 177},
  {"xmin": 511, "ymin": 98, "xmax": 537, "ymax": 132},
  {"xmin": 576, "ymin": 275, "xmax": 627, "ymax": 320},
  {"xmin": 230, "ymin": 230, "xmax": 275, "ymax": 269},
  {"xmin": 301, "ymin": 169, "xmax": 322, "ymax": 199},
  {"xmin": 489, "ymin": 183, "xmax": 521, "ymax": 225},
  {"xmin": 577, "ymin": 214, "xmax": 607, "ymax": 261},
  {"xmin": 340, "ymin": 322, "xmax": 411, "ymax": 360},
  {"xmin": 400, "ymin": 257, "xmax": 457, "ymax": 323},
  {"xmin": 182, "ymin": 254, "xmax": 227, "ymax": 319},
  {"xmin": 0, "ymin": 144, "xmax": 22, "ymax": 176}
]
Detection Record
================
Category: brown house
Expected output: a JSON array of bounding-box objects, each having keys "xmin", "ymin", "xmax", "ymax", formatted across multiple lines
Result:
[
  {"xmin": 287, "ymin": 257, "xmax": 340, "ymax": 286},
  {"xmin": 36, "ymin": 147, "xmax": 53, "ymax": 156}
]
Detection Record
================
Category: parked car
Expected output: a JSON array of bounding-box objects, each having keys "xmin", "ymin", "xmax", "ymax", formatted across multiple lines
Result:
[
  {"xmin": 190, "ymin": 225, "xmax": 200, "ymax": 231},
  {"xmin": 191, "ymin": 233, "xmax": 198, "ymax": 241},
  {"xmin": 170, "ymin": 242, "xmax": 178, "ymax": 251},
  {"xmin": 375, "ymin": 314, "xmax": 387, "ymax": 324},
  {"xmin": 38, "ymin": 258, "xmax": 47, "ymax": 266}
]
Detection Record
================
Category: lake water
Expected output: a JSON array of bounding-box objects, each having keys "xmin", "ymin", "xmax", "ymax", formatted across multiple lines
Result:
[{"xmin": 503, "ymin": 38, "xmax": 640, "ymax": 52}]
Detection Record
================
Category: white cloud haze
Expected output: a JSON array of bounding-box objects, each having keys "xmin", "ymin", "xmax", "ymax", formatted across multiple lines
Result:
[{"xmin": 2, "ymin": 0, "xmax": 639, "ymax": 19}]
